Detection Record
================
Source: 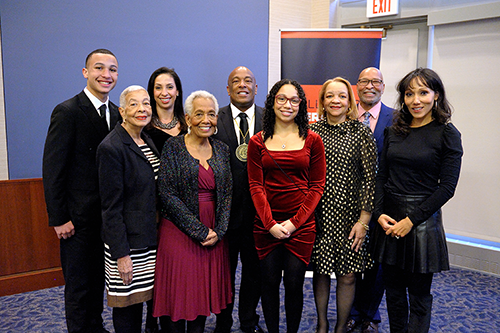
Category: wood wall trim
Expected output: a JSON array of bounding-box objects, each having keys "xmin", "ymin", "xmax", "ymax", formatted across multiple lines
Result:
[
  {"xmin": 0, "ymin": 268, "xmax": 64, "ymax": 297},
  {"xmin": 0, "ymin": 178, "xmax": 64, "ymax": 296}
]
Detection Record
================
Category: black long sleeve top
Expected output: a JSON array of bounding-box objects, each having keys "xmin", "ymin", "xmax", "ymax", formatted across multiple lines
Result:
[{"xmin": 374, "ymin": 121, "xmax": 463, "ymax": 226}]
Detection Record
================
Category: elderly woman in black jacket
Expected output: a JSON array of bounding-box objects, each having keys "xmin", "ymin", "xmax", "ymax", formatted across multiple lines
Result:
[
  {"xmin": 152, "ymin": 90, "xmax": 233, "ymax": 333},
  {"xmin": 97, "ymin": 85, "xmax": 160, "ymax": 333}
]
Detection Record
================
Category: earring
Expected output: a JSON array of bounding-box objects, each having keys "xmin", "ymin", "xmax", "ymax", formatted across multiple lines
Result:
[
  {"xmin": 401, "ymin": 102, "xmax": 405, "ymax": 111},
  {"xmin": 434, "ymin": 100, "xmax": 438, "ymax": 110},
  {"xmin": 187, "ymin": 126, "xmax": 191, "ymax": 134},
  {"xmin": 213, "ymin": 126, "xmax": 218, "ymax": 135}
]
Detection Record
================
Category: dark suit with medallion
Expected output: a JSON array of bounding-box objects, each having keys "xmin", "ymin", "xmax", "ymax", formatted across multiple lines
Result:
[
  {"xmin": 213, "ymin": 104, "xmax": 263, "ymax": 332},
  {"xmin": 351, "ymin": 102, "xmax": 394, "ymax": 325},
  {"xmin": 43, "ymin": 91, "xmax": 120, "ymax": 333}
]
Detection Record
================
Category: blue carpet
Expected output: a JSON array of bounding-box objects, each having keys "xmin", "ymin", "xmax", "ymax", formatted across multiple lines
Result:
[{"xmin": 0, "ymin": 267, "xmax": 499, "ymax": 332}]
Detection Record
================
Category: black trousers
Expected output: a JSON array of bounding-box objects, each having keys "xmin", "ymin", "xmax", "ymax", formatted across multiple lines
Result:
[
  {"xmin": 60, "ymin": 223, "xmax": 105, "ymax": 333},
  {"xmin": 351, "ymin": 217, "xmax": 385, "ymax": 324},
  {"xmin": 351, "ymin": 263, "xmax": 385, "ymax": 323},
  {"xmin": 216, "ymin": 226, "xmax": 262, "ymax": 331},
  {"xmin": 383, "ymin": 264, "xmax": 434, "ymax": 333}
]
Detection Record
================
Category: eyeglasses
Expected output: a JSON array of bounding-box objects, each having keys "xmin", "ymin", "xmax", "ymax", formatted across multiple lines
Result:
[
  {"xmin": 357, "ymin": 79, "xmax": 384, "ymax": 88},
  {"xmin": 275, "ymin": 94, "xmax": 301, "ymax": 106}
]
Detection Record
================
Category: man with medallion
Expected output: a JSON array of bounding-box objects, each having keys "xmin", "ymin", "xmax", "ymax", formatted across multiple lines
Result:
[{"xmin": 214, "ymin": 66, "xmax": 264, "ymax": 333}]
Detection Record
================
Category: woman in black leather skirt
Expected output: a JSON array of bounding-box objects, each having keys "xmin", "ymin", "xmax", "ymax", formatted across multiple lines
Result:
[{"xmin": 371, "ymin": 68, "xmax": 463, "ymax": 333}]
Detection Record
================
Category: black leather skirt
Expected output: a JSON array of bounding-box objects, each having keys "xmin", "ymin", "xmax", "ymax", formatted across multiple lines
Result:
[{"xmin": 370, "ymin": 192, "xmax": 449, "ymax": 274}]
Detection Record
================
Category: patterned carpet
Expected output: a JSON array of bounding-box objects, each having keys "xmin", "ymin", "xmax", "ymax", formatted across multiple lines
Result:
[{"xmin": 0, "ymin": 267, "xmax": 499, "ymax": 332}]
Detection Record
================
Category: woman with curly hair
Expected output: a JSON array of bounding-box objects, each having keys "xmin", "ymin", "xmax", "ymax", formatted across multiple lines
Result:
[
  {"xmin": 371, "ymin": 68, "xmax": 463, "ymax": 332},
  {"xmin": 310, "ymin": 77, "xmax": 377, "ymax": 333},
  {"xmin": 247, "ymin": 79, "xmax": 326, "ymax": 333}
]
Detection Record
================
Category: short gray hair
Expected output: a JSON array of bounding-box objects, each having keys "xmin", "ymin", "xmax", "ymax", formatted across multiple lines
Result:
[
  {"xmin": 119, "ymin": 85, "xmax": 147, "ymax": 108},
  {"xmin": 184, "ymin": 90, "xmax": 219, "ymax": 116}
]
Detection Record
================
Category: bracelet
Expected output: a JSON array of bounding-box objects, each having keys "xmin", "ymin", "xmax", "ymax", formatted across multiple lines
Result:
[{"xmin": 357, "ymin": 220, "xmax": 369, "ymax": 231}]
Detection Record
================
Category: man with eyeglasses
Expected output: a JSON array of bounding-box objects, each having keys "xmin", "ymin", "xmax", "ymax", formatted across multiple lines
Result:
[{"xmin": 347, "ymin": 67, "xmax": 394, "ymax": 333}]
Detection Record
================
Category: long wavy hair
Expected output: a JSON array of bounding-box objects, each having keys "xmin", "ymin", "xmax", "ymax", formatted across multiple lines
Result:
[
  {"xmin": 262, "ymin": 79, "xmax": 309, "ymax": 141},
  {"xmin": 146, "ymin": 67, "xmax": 188, "ymax": 132},
  {"xmin": 394, "ymin": 68, "xmax": 452, "ymax": 137}
]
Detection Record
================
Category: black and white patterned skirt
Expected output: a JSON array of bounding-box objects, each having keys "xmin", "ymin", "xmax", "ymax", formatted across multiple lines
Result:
[{"xmin": 104, "ymin": 244, "xmax": 156, "ymax": 308}]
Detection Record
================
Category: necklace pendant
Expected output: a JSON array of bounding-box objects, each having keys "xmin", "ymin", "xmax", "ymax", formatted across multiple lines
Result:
[{"xmin": 282, "ymin": 143, "xmax": 286, "ymax": 149}]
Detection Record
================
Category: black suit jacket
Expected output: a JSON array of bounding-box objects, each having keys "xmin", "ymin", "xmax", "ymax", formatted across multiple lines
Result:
[
  {"xmin": 43, "ymin": 91, "xmax": 120, "ymax": 228},
  {"xmin": 214, "ymin": 104, "xmax": 263, "ymax": 230},
  {"xmin": 366, "ymin": 102, "xmax": 393, "ymax": 229},
  {"xmin": 97, "ymin": 123, "xmax": 159, "ymax": 259}
]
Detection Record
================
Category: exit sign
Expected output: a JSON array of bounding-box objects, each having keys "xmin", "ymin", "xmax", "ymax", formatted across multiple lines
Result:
[{"xmin": 367, "ymin": 0, "xmax": 399, "ymax": 18}]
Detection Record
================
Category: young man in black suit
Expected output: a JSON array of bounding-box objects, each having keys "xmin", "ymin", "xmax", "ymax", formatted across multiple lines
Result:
[
  {"xmin": 214, "ymin": 66, "xmax": 264, "ymax": 333},
  {"xmin": 348, "ymin": 67, "xmax": 394, "ymax": 333},
  {"xmin": 43, "ymin": 49, "xmax": 120, "ymax": 333}
]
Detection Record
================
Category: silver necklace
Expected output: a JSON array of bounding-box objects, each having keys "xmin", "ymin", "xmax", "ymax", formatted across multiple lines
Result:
[
  {"xmin": 153, "ymin": 115, "xmax": 178, "ymax": 130},
  {"xmin": 275, "ymin": 134, "xmax": 287, "ymax": 149}
]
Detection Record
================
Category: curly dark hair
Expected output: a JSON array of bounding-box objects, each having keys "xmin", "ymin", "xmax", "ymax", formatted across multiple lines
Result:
[
  {"xmin": 262, "ymin": 79, "xmax": 309, "ymax": 141},
  {"xmin": 394, "ymin": 68, "xmax": 452, "ymax": 137},
  {"xmin": 146, "ymin": 67, "xmax": 187, "ymax": 132}
]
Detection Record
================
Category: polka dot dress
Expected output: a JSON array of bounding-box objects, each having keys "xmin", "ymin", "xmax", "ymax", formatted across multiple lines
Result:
[{"xmin": 310, "ymin": 119, "xmax": 377, "ymax": 276}]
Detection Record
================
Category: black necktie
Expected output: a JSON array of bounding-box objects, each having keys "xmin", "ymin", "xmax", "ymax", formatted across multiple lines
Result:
[
  {"xmin": 99, "ymin": 104, "xmax": 107, "ymax": 118},
  {"xmin": 99, "ymin": 104, "xmax": 108, "ymax": 129},
  {"xmin": 238, "ymin": 112, "xmax": 249, "ymax": 144}
]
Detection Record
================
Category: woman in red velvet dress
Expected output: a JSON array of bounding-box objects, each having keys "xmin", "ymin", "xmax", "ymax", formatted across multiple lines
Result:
[{"xmin": 247, "ymin": 79, "xmax": 326, "ymax": 333}]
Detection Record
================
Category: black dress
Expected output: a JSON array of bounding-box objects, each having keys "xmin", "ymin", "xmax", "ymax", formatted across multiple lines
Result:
[
  {"xmin": 371, "ymin": 121, "xmax": 463, "ymax": 273},
  {"xmin": 144, "ymin": 126, "xmax": 187, "ymax": 155}
]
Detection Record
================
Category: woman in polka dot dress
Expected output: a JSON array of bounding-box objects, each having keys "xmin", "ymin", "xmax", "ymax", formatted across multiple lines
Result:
[{"xmin": 310, "ymin": 77, "xmax": 377, "ymax": 333}]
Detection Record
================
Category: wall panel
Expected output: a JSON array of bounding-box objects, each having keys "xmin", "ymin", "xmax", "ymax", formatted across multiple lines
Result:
[
  {"xmin": 432, "ymin": 17, "xmax": 500, "ymax": 243},
  {"xmin": 0, "ymin": 179, "xmax": 63, "ymax": 296}
]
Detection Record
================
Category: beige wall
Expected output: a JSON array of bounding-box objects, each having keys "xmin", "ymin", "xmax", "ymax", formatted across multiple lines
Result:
[
  {"xmin": 268, "ymin": 0, "xmax": 330, "ymax": 88},
  {"xmin": 431, "ymin": 17, "xmax": 500, "ymax": 243}
]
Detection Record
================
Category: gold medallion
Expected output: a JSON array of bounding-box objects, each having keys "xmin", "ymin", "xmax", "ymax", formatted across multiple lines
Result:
[{"xmin": 235, "ymin": 143, "xmax": 248, "ymax": 162}]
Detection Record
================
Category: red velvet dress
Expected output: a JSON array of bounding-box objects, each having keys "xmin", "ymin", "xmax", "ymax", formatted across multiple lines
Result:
[
  {"xmin": 247, "ymin": 131, "xmax": 326, "ymax": 264},
  {"xmin": 153, "ymin": 165, "xmax": 232, "ymax": 321}
]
